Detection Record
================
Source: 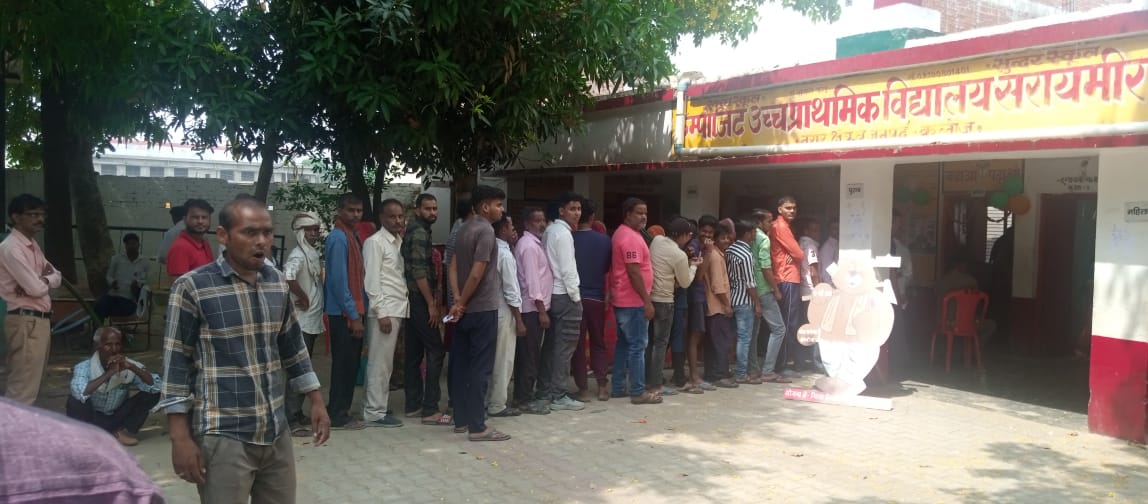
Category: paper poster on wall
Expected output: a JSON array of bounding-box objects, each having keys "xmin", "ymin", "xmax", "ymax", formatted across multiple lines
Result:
[
  {"xmin": 894, "ymin": 163, "xmax": 939, "ymax": 254},
  {"xmin": 1124, "ymin": 202, "xmax": 1148, "ymax": 222}
]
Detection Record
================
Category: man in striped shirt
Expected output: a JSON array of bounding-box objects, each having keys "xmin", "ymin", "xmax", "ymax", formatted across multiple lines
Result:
[
  {"xmin": 161, "ymin": 196, "xmax": 329, "ymax": 502},
  {"xmin": 726, "ymin": 219, "xmax": 762, "ymax": 384}
]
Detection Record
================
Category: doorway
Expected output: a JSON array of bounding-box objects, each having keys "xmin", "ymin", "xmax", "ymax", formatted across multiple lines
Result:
[{"xmin": 1037, "ymin": 194, "xmax": 1097, "ymax": 357}]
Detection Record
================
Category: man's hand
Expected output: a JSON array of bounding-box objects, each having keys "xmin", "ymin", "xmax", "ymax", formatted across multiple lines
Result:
[
  {"xmin": 448, "ymin": 303, "xmax": 465, "ymax": 322},
  {"xmin": 773, "ymin": 288, "xmax": 783, "ymax": 301},
  {"xmin": 14, "ymin": 286, "xmax": 27, "ymax": 297},
  {"xmin": 754, "ymin": 301, "xmax": 763, "ymax": 317},
  {"xmin": 516, "ymin": 319, "xmax": 527, "ymax": 337},
  {"xmin": 724, "ymin": 306, "xmax": 734, "ymax": 317},
  {"xmin": 107, "ymin": 355, "xmax": 127, "ymax": 372},
  {"xmin": 378, "ymin": 317, "xmax": 392, "ymax": 334},
  {"xmin": 172, "ymin": 437, "xmax": 207, "ymax": 485},
  {"xmin": 42, "ymin": 263, "xmax": 55, "ymax": 277},
  {"xmin": 349, "ymin": 318, "xmax": 365, "ymax": 339},
  {"xmin": 294, "ymin": 293, "xmax": 310, "ymax": 310},
  {"xmin": 428, "ymin": 303, "xmax": 442, "ymax": 329},
  {"xmin": 643, "ymin": 300, "xmax": 655, "ymax": 321},
  {"xmin": 689, "ymin": 256, "xmax": 703, "ymax": 267},
  {"xmin": 538, "ymin": 311, "xmax": 551, "ymax": 330},
  {"xmin": 310, "ymin": 400, "xmax": 331, "ymax": 446}
]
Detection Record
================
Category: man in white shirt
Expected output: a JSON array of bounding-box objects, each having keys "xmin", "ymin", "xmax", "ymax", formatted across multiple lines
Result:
[
  {"xmin": 819, "ymin": 220, "xmax": 839, "ymax": 288},
  {"xmin": 488, "ymin": 215, "xmax": 526, "ymax": 417},
  {"xmin": 796, "ymin": 219, "xmax": 822, "ymax": 300},
  {"xmin": 538, "ymin": 192, "xmax": 586, "ymax": 411},
  {"xmin": 283, "ymin": 213, "xmax": 326, "ymax": 436},
  {"xmin": 361, "ymin": 199, "xmax": 409, "ymax": 428},
  {"xmin": 95, "ymin": 234, "xmax": 149, "ymax": 319},
  {"xmin": 155, "ymin": 205, "xmax": 186, "ymax": 265}
]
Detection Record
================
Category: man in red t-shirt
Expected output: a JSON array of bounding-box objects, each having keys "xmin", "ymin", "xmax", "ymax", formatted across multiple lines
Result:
[
  {"xmin": 769, "ymin": 195, "xmax": 807, "ymax": 373},
  {"xmin": 166, "ymin": 198, "xmax": 215, "ymax": 278},
  {"xmin": 608, "ymin": 198, "xmax": 660, "ymax": 405}
]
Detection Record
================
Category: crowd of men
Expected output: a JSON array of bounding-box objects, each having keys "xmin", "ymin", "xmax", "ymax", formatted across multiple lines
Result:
[{"xmin": 0, "ymin": 187, "xmax": 902, "ymax": 503}]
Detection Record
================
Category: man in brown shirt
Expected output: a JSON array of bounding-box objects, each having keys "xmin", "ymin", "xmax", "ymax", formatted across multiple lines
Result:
[{"xmin": 703, "ymin": 225, "xmax": 736, "ymax": 388}]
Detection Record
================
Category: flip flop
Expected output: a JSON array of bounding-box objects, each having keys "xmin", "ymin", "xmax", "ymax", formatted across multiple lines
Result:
[
  {"xmin": 404, "ymin": 410, "xmax": 424, "ymax": 418},
  {"xmin": 421, "ymin": 414, "xmax": 454, "ymax": 426},
  {"xmin": 290, "ymin": 426, "xmax": 312, "ymax": 438},
  {"xmin": 678, "ymin": 384, "xmax": 704, "ymax": 395},
  {"xmin": 762, "ymin": 373, "xmax": 793, "ymax": 384},
  {"xmin": 489, "ymin": 407, "xmax": 521, "ymax": 417},
  {"xmin": 659, "ymin": 386, "xmax": 679, "ymax": 396},
  {"xmin": 468, "ymin": 430, "xmax": 511, "ymax": 442},
  {"xmin": 699, "ymin": 382, "xmax": 717, "ymax": 391},
  {"xmin": 630, "ymin": 392, "xmax": 664, "ymax": 405}
]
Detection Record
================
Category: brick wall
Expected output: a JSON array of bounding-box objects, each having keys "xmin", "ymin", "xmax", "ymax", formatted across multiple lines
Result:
[{"xmin": 921, "ymin": 0, "xmax": 1132, "ymax": 33}]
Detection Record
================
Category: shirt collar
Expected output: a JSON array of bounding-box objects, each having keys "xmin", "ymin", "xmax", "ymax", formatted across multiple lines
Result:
[
  {"xmin": 10, "ymin": 230, "xmax": 35, "ymax": 249},
  {"xmin": 497, "ymin": 238, "xmax": 510, "ymax": 251},
  {"xmin": 380, "ymin": 227, "xmax": 401, "ymax": 244},
  {"xmin": 215, "ymin": 255, "xmax": 272, "ymax": 285},
  {"xmin": 550, "ymin": 220, "xmax": 572, "ymax": 232},
  {"xmin": 416, "ymin": 216, "xmax": 433, "ymax": 230},
  {"xmin": 522, "ymin": 232, "xmax": 542, "ymax": 246}
]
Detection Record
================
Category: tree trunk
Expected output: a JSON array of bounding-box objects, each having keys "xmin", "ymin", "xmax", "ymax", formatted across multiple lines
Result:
[
  {"xmin": 253, "ymin": 131, "xmax": 279, "ymax": 202},
  {"xmin": 39, "ymin": 72, "xmax": 77, "ymax": 283},
  {"xmin": 344, "ymin": 154, "xmax": 371, "ymax": 218},
  {"xmin": 71, "ymin": 146, "xmax": 114, "ymax": 296}
]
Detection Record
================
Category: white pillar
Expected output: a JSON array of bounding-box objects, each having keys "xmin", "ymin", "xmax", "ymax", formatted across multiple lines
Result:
[
  {"xmin": 838, "ymin": 159, "xmax": 895, "ymax": 261},
  {"xmin": 574, "ymin": 173, "xmax": 605, "ymax": 208},
  {"xmin": 1093, "ymin": 147, "xmax": 1148, "ymax": 343},
  {"xmin": 680, "ymin": 169, "xmax": 721, "ymax": 218}
]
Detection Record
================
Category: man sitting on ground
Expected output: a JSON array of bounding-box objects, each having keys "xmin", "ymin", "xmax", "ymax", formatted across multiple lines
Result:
[
  {"xmin": 95, "ymin": 233, "xmax": 149, "ymax": 319},
  {"xmin": 67, "ymin": 327, "xmax": 161, "ymax": 446}
]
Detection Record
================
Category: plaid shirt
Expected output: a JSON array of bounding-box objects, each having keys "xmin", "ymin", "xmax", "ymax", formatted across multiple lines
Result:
[
  {"xmin": 160, "ymin": 256, "xmax": 320, "ymax": 445},
  {"xmin": 69, "ymin": 358, "xmax": 161, "ymax": 415},
  {"xmin": 401, "ymin": 217, "xmax": 437, "ymax": 296}
]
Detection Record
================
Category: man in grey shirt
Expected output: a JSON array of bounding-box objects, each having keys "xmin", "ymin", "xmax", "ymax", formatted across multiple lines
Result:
[{"xmin": 447, "ymin": 185, "xmax": 511, "ymax": 442}]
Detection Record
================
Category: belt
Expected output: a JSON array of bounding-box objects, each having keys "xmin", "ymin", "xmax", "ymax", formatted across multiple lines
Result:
[{"xmin": 7, "ymin": 309, "xmax": 51, "ymax": 319}]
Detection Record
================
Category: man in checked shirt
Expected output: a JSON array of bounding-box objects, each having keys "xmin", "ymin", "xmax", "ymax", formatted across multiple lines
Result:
[{"xmin": 160, "ymin": 196, "xmax": 330, "ymax": 503}]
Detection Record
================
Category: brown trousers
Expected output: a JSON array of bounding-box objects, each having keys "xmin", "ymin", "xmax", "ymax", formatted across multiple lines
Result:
[
  {"xmin": 2, "ymin": 314, "xmax": 51, "ymax": 404},
  {"xmin": 197, "ymin": 433, "xmax": 296, "ymax": 504}
]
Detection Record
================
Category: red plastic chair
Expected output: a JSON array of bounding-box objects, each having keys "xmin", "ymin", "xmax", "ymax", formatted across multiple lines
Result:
[{"xmin": 931, "ymin": 289, "xmax": 989, "ymax": 372}]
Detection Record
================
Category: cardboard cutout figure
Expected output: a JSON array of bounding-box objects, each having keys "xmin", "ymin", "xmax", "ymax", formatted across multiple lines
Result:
[{"xmin": 796, "ymin": 257, "xmax": 895, "ymax": 397}]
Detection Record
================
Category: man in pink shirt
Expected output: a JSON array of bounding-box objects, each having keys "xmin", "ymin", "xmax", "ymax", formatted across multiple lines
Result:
[
  {"xmin": 0, "ymin": 194, "xmax": 62, "ymax": 404},
  {"xmin": 609, "ymin": 198, "xmax": 660, "ymax": 405},
  {"xmin": 513, "ymin": 207, "xmax": 553, "ymax": 415}
]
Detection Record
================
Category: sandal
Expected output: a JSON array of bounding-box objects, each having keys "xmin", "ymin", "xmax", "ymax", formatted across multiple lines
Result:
[
  {"xmin": 630, "ymin": 392, "xmax": 664, "ymax": 405},
  {"xmin": 489, "ymin": 407, "xmax": 522, "ymax": 417},
  {"xmin": 762, "ymin": 373, "xmax": 793, "ymax": 383},
  {"xmin": 699, "ymin": 382, "xmax": 717, "ymax": 391},
  {"xmin": 421, "ymin": 413, "xmax": 453, "ymax": 426},
  {"xmin": 658, "ymin": 386, "xmax": 679, "ymax": 396},
  {"xmin": 290, "ymin": 426, "xmax": 312, "ymax": 438},
  {"xmin": 736, "ymin": 376, "xmax": 763, "ymax": 385},
  {"xmin": 678, "ymin": 384, "xmax": 704, "ymax": 394},
  {"xmin": 468, "ymin": 429, "xmax": 512, "ymax": 442},
  {"xmin": 404, "ymin": 409, "xmax": 424, "ymax": 419},
  {"xmin": 453, "ymin": 426, "xmax": 468, "ymax": 434}
]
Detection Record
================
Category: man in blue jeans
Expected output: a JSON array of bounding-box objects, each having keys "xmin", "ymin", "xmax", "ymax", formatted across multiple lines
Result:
[
  {"xmin": 609, "ymin": 198, "xmax": 660, "ymax": 405},
  {"xmin": 752, "ymin": 209, "xmax": 789, "ymax": 382},
  {"xmin": 447, "ymin": 185, "xmax": 512, "ymax": 441},
  {"xmin": 727, "ymin": 219, "xmax": 762, "ymax": 384}
]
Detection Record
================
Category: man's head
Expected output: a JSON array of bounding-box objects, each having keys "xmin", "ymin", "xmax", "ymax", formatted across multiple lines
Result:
[
  {"xmin": 456, "ymin": 197, "xmax": 474, "ymax": 222},
  {"xmin": 470, "ymin": 185, "xmax": 506, "ymax": 223},
  {"xmin": 94, "ymin": 327, "xmax": 124, "ymax": 364},
  {"xmin": 169, "ymin": 205, "xmax": 187, "ymax": 226},
  {"xmin": 776, "ymin": 196, "xmax": 797, "ymax": 222},
  {"xmin": 827, "ymin": 219, "xmax": 840, "ymax": 240},
  {"xmin": 6, "ymin": 194, "xmax": 46, "ymax": 238},
  {"xmin": 292, "ymin": 213, "xmax": 321, "ymax": 246},
  {"xmin": 556, "ymin": 192, "xmax": 583, "ymax": 228},
  {"xmin": 751, "ymin": 208, "xmax": 773, "ymax": 232},
  {"xmin": 622, "ymin": 197, "xmax": 647, "ymax": 231},
  {"xmin": 713, "ymin": 224, "xmax": 733, "ymax": 251},
  {"xmin": 379, "ymin": 198, "xmax": 405, "ymax": 236},
  {"xmin": 182, "ymin": 198, "xmax": 215, "ymax": 237},
  {"xmin": 414, "ymin": 193, "xmax": 438, "ymax": 224},
  {"xmin": 735, "ymin": 218, "xmax": 757, "ymax": 243},
  {"xmin": 522, "ymin": 207, "xmax": 546, "ymax": 237},
  {"xmin": 494, "ymin": 214, "xmax": 517, "ymax": 246},
  {"xmin": 217, "ymin": 196, "xmax": 273, "ymax": 274},
  {"xmin": 666, "ymin": 217, "xmax": 693, "ymax": 248},
  {"xmin": 122, "ymin": 233, "xmax": 141, "ymax": 257},
  {"xmin": 697, "ymin": 215, "xmax": 719, "ymax": 243},
  {"xmin": 797, "ymin": 218, "xmax": 821, "ymax": 242},
  {"xmin": 335, "ymin": 193, "xmax": 364, "ymax": 228},
  {"xmin": 579, "ymin": 198, "xmax": 597, "ymax": 229}
]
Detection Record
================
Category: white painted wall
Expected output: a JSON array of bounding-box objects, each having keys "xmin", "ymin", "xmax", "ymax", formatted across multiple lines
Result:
[
  {"xmin": 1093, "ymin": 147, "xmax": 1148, "ymax": 343},
  {"xmin": 516, "ymin": 103, "xmax": 675, "ymax": 171},
  {"xmin": 680, "ymin": 170, "xmax": 722, "ymax": 219},
  {"xmin": 1011, "ymin": 156, "xmax": 1099, "ymax": 298},
  {"xmin": 839, "ymin": 160, "xmax": 894, "ymax": 261}
]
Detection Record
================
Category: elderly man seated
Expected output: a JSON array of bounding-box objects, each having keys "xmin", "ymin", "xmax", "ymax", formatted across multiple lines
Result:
[{"xmin": 66, "ymin": 327, "xmax": 161, "ymax": 446}]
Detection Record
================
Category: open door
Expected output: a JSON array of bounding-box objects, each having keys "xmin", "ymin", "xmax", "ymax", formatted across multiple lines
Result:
[{"xmin": 1037, "ymin": 194, "xmax": 1097, "ymax": 356}]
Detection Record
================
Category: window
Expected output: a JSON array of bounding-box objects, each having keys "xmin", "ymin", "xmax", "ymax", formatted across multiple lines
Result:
[
  {"xmin": 219, "ymin": 170, "xmax": 235, "ymax": 181},
  {"xmin": 173, "ymin": 167, "xmax": 189, "ymax": 178},
  {"xmin": 241, "ymin": 171, "xmax": 255, "ymax": 182},
  {"xmin": 279, "ymin": 173, "xmax": 287, "ymax": 183},
  {"xmin": 125, "ymin": 165, "xmax": 141, "ymax": 177},
  {"xmin": 99, "ymin": 164, "xmax": 117, "ymax": 175},
  {"xmin": 984, "ymin": 209, "xmax": 1014, "ymax": 263},
  {"xmin": 146, "ymin": 166, "xmax": 163, "ymax": 177}
]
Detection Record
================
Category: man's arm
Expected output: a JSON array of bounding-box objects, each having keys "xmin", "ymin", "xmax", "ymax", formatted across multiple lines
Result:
[
  {"xmin": 277, "ymin": 298, "xmax": 330, "ymax": 445},
  {"xmin": 625, "ymin": 263, "xmax": 651, "ymax": 307},
  {"xmin": 518, "ymin": 245, "xmax": 548, "ymax": 309},
  {"xmin": 500, "ymin": 251, "xmax": 523, "ymax": 310},
  {"xmin": 283, "ymin": 250, "xmax": 309, "ymax": 308},
  {"xmin": 363, "ymin": 238, "xmax": 384, "ymax": 319},
  {"xmin": 740, "ymin": 256, "xmax": 761, "ymax": 310},
  {"xmin": 671, "ymin": 250, "xmax": 698, "ymax": 288},
  {"xmin": 324, "ymin": 232, "xmax": 359, "ymax": 320},
  {"xmin": 555, "ymin": 232, "xmax": 581, "ymax": 302},
  {"xmin": 454, "ymin": 261, "xmax": 489, "ymax": 312},
  {"xmin": 406, "ymin": 228, "xmax": 440, "ymax": 323},
  {"xmin": 448, "ymin": 259, "xmax": 459, "ymax": 308},
  {"xmin": 775, "ymin": 227, "xmax": 804, "ymax": 262},
  {"xmin": 0, "ymin": 246, "xmax": 54, "ymax": 298}
]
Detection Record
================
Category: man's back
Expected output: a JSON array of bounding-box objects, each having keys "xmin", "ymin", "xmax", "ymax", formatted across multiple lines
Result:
[
  {"xmin": 455, "ymin": 218, "xmax": 500, "ymax": 313},
  {"xmin": 573, "ymin": 228, "xmax": 611, "ymax": 301}
]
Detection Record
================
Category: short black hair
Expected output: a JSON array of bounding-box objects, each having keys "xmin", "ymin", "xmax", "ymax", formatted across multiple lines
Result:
[
  {"xmin": 697, "ymin": 215, "xmax": 719, "ymax": 230},
  {"xmin": 414, "ymin": 193, "xmax": 436, "ymax": 208},
  {"xmin": 379, "ymin": 198, "xmax": 403, "ymax": 215},
  {"xmin": 579, "ymin": 198, "xmax": 597, "ymax": 224},
  {"xmin": 218, "ymin": 196, "xmax": 267, "ymax": 231},
  {"xmin": 713, "ymin": 224, "xmax": 732, "ymax": 239},
  {"xmin": 470, "ymin": 185, "xmax": 506, "ymax": 209},
  {"xmin": 337, "ymin": 193, "xmax": 362, "ymax": 209},
  {"xmin": 795, "ymin": 217, "xmax": 820, "ymax": 235},
  {"xmin": 622, "ymin": 197, "xmax": 646, "ymax": 216},
  {"xmin": 735, "ymin": 219, "xmax": 757, "ymax": 238},
  {"xmin": 7, "ymin": 194, "xmax": 45, "ymax": 220},
  {"xmin": 777, "ymin": 195, "xmax": 797, "ymax": 208},
  {"xmin": 751, "ymin": 208, "xmax": 772, "ymax": 223},
  {"xmin": 170, "ymin": 205, "xmax": 187, "ymax": 224},
  {"xmin": 556, "ymin": 191, "xmax": 583, "ymax": 209},
  {"xmin": 522, "ymin": 206, "xmax": 543, "ymax": 225},
  {"xmin": 492, "ymin": 214, "xmax": 512, "ymax": 236},
  {"xmin": 183, "ymin": 198, "xmax": 214, "ymax": 215},
  {"xmin": 666, "ymin": 217, "xmax": 692, "ymax": 238},
  {"xmin": 122, "ymin": 233, "xmax": 140, "ymax": 243},
  {"xmin": 456, "ymin": 198, "xmax": 473, "ymax": 219}
]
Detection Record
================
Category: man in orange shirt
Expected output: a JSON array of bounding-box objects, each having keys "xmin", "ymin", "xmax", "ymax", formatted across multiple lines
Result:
[{"xmin": 770, "ymin": 196, "xmax": 807, "ymax": 374}]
